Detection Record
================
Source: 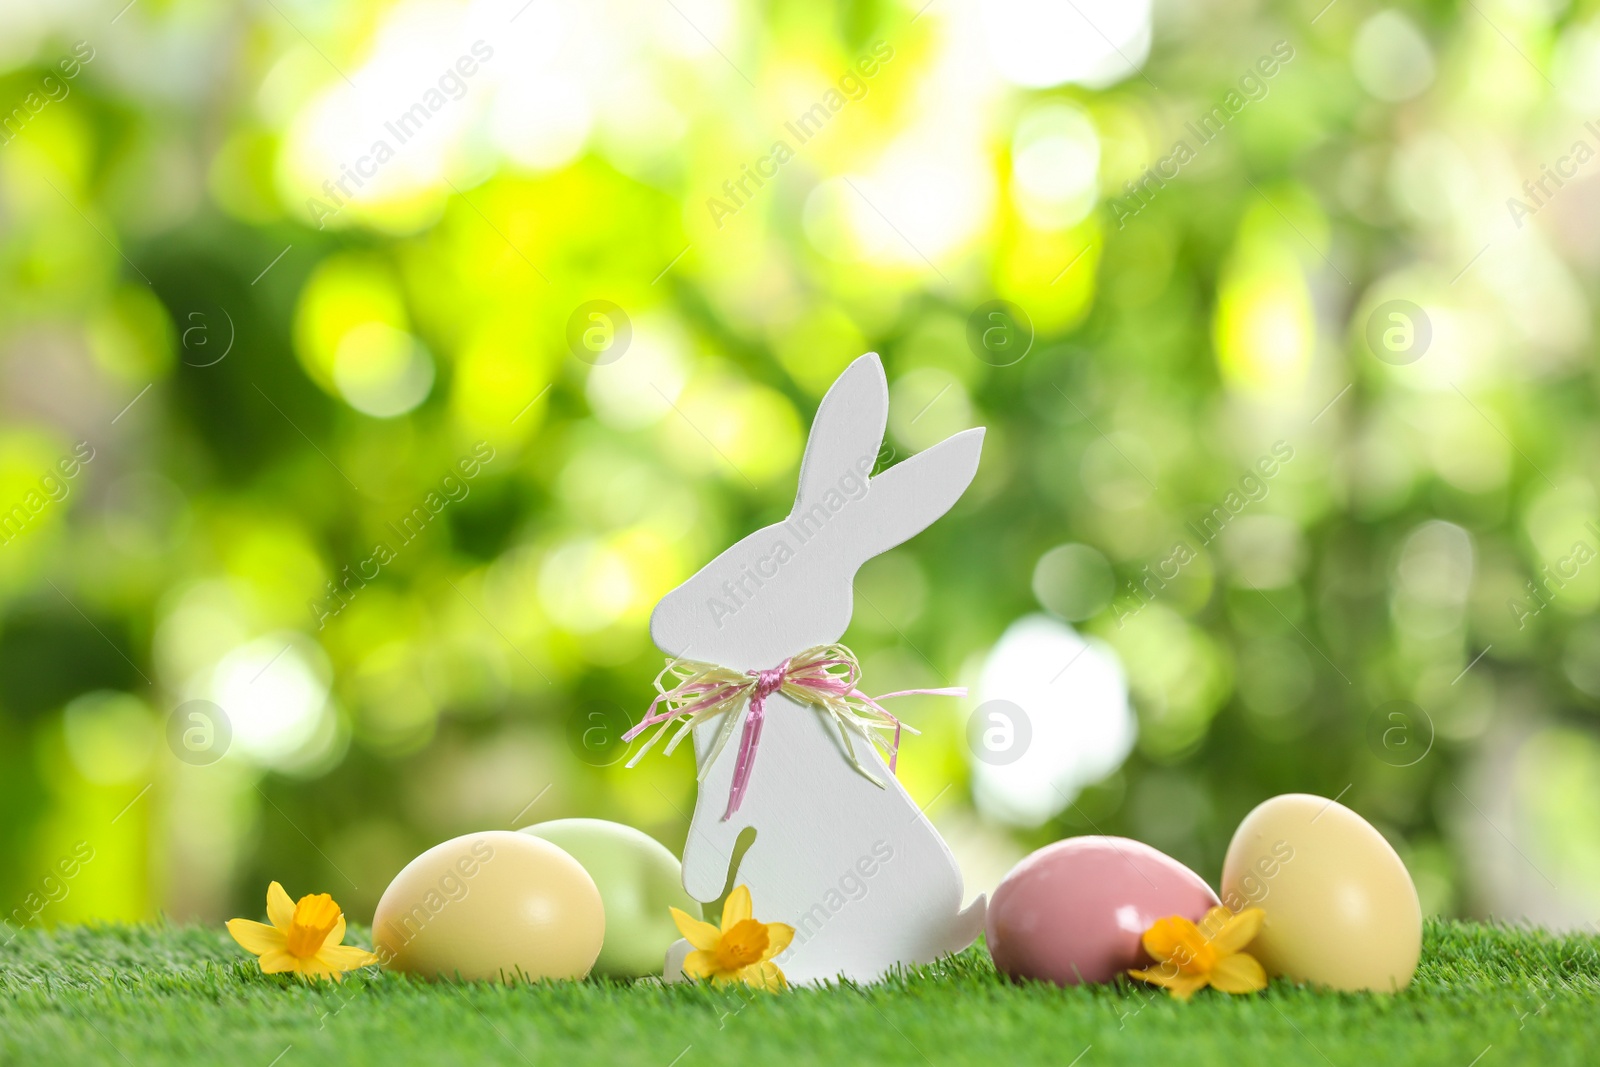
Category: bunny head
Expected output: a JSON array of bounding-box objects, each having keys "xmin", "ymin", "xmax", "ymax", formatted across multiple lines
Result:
[{"xmin": 649, "ymin": 353, "xmax": 984, "ymax": 672}]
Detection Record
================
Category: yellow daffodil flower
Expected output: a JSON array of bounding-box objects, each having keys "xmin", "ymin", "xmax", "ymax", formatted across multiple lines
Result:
[
  {"xmin": 1128, "ymin": 906, "xmax": 1268, "ymax": 1000},
  {"xmin": 227, "ymin": 881, "xmax": 379, "ymax": 982},
  {"xmin": 670, "ymin": 884, "xmax": 794, "ymax": 990}
]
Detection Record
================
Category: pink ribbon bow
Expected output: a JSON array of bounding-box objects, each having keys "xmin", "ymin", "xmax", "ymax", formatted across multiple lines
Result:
[{"xmin": 622, "ymin": 645, "xmax": 965, "ymax": 820}]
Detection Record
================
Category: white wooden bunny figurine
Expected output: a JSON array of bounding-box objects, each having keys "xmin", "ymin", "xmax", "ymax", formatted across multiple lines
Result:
[{"xmin": 643, "ymin": 352, "xmax": 986, "ymax": 984}]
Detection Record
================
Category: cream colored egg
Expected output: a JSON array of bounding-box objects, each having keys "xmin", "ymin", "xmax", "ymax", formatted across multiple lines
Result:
[
  {"xmin": 374, "ymin": 830, "xmax": 604, "ymax": 982},
  {"xmin": 1221, "ymin": 793, "xmax": 1421, "ymax": 992}
]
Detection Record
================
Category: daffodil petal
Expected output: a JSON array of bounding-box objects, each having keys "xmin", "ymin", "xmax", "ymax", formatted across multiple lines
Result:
[
  {"xmin": 227, "ymin": 919, "xmax": 287, "ymax": 957},
  {"xmin": 1210, "ymin": 908, "xmax": 1265, "ymax": 956},
  {"xmin": 1209, "ymin": 952, "xmax": 1268, "ymax": 994},
  {"xmin": 266, "ymin": 882, "xmax": 295, "ymax": 932},
  {"xmin": 1164, "ymin": 974, "xmax": 1209, "ymax": 1000},
  {"xmin": 1128, "ymin": 966, "xmax": 1185, "ymax": 989},
  {"xmin": 294, "ymin": 957, "xmax": 344, "ymax": 982},
  {"xmin": 762, "ymin": 922, "xmax": 795, "ymax": 960},
  {"xmin": 1140, "ymin": 915, "xmax": 1201, "ymax": 964},
  {"xmin": 753, "ymin": 960, "xmax": 787, "ymax": 990},
  {"xmin": 730, "ymin": 963, "xmax": 768, "ymax": 990},
  {"xmin": 671, "ymin": 908, "xmax": 723, "ymax": 951},
  {"xmin": 681, "ymin": 949, "xmax": 719, "ymax": 980},
  {"xmin": 257, "ymin": 948, "xmax": 302, "ymax": 975},
  {"xmin": 1129, "ymin": 968, "xmax": 1208, "ymax": 1000},
  {"xmin": 721, "ymin": 885, "xmax": 752, "ymax": 930},
  {"xmin": 317, "ymin": 944, "xmax": 379, "ymax": 972},
  {"xmin": 1198, "ymin": 906, "xmax": 1233, "ymax": 941},
  {"xmin": 321, "ymin": 914, "xmax": 347, "ymax": 952}
]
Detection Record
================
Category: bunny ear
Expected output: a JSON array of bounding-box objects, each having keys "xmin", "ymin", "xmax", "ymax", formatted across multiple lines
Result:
[
  {"xmin": 793, "ymin": 353, "xmax": 888, "ymax": 513},
  {"xmin": 842, "ymin": 427, "xmax": 985, "ymax": 567}
]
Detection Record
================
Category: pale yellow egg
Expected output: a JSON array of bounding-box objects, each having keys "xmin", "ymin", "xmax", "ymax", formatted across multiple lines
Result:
[
  {"xmin": 373, "ymin": 830, "xmax": 604, "ymax": 982},
  {"xmin": 1221, "ymin": 793, "xmax": 1421, "ymax": 992}
]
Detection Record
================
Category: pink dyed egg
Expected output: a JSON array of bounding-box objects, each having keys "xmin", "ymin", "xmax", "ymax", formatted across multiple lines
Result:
[{"xmin": 987, "ymin": 836, "xmax": 1219, "ymax": 985}]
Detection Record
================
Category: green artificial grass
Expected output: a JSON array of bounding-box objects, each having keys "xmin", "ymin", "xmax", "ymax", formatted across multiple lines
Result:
[{"xmin": 1, "ymin": 920, "xmax": 1595, "ymax": 1066}]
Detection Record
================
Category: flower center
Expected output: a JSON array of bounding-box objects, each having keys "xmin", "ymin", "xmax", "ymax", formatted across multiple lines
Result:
[
  {"xmin": 1168, "ymin": 926, "xmax": 1218, "ymax": 975},
  {"xmin": 715, "ymin": 919, "xmax": 770, "ymax": 971},
  {"xmin": 285, "ymin": 893, "xmax": 341, "ymax": 959}
]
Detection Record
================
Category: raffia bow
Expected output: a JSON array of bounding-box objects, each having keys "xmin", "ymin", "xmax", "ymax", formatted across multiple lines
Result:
[{"xmin": 621, "ymin": 644, "xmax": 965, "ymax": 820}]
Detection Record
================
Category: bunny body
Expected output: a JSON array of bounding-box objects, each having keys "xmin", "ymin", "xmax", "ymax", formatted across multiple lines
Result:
[{"xmin": 650, "ymin": 353, "xmax": 986, "ymax": 984}]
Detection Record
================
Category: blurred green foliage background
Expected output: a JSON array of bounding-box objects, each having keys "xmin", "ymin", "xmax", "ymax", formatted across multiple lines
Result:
[{"xmin": 2, "ymin": 0, "xmax": 1599, "ymax": 933}]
